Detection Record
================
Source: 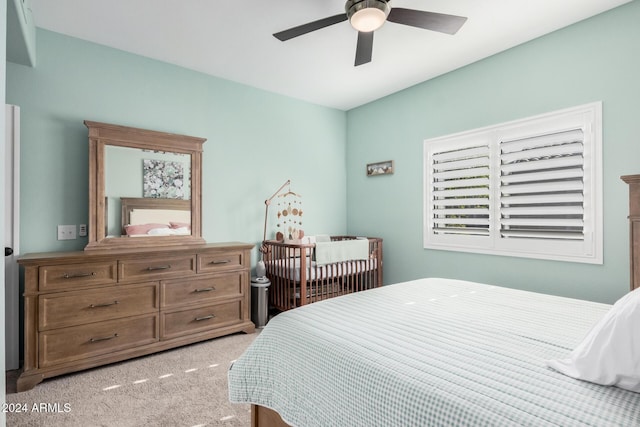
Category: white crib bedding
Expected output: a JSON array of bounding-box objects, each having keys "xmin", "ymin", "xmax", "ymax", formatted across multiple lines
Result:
[
  {"xmin": 229, "ymin": 278, "xmax": 640, "ymax": 427},
  {"xmin": 266, "ymin": 257, "xmax": 377, "ymax": 282}
]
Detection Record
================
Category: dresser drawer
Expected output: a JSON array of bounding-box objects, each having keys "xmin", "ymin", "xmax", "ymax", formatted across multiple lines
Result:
[
  {"xmin": 197, "ymin": 250, "xmax": 246, "ymax": 273},
  {"xmin": 39, "ymin": 283, "xmax": 159, "ymax": 331},
  {"xmin": 39, "ymin": 262, "xmax": 117, "ymax": 292},
  {"xmin": 119, "ymin": 255, "xmax": 196, "ymax": 282},
  {"xmin": 161, "ymin": 300, "xmax": 242, "ymax": 340},
  {"xmin": 161, "ymin": 273, "xmax": 243, "ymax": 308},
  {"xmin": 39, "ymin": 314, "xmax": 158, "ymax": 368}
]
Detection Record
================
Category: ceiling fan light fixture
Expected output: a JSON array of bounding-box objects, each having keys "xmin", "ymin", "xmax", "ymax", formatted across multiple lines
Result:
[{"xmin": 346, "ymin": 0, "xmax": 391, "ymax": 32}]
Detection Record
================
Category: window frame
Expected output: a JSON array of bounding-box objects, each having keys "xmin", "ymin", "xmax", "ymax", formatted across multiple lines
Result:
[{"xmin": 423, "ymin": 102, "xmax": 602, "ymax": 264}]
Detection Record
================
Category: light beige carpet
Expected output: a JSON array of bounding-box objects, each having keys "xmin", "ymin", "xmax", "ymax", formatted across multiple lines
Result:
[{"xmin": 6, "ymin": 331, "xmax": 259, "ymax": 427}]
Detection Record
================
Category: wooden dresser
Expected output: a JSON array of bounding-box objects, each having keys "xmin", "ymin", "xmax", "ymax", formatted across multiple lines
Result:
[{"xmin": 17, "ymin": 242, "xmax": 255, "ymax": 392}]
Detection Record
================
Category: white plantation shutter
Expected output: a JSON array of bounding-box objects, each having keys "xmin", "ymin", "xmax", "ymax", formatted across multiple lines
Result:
[
  {"xmin": 424, "ymin": 102, "xmax": 602, "ymax": 264},
  {"xmin": 432, "ymin": 144, "xmax": 491, "ymax": 236},
  {"xmin": 499, "ymin": 129, "xmax": 585, "ymax": 241}
]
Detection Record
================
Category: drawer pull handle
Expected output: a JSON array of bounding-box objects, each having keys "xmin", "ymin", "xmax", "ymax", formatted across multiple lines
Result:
[
  {"xmin": 194, "ymin": 287, "xmax": 215, "ymax": 293},
  {"xmin": 90, "ymin": 333, "xmax": 119, "ymax": 343},
  {"xmin": 63, "ymin": 272, "xmax": 96, "ymax": 279},
  {"xmin": 89, "ymin": 300, "xmax": 119, "ymax": 308},
  {"xmin": 210, "ymin": 260, "xmax": 230, "ymax": 265},
  {"xmin": 195, "ymin": 314, "xmax": 216, "ymax": 321},
  {"xmin": 146, "ymin": 264, "xmax": 171, "ymax": 271}
]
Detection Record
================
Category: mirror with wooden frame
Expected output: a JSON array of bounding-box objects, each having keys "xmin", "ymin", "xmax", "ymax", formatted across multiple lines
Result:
[{"xmin": 84, "ymin": 121, "xmax": 206, "ymax": 250}]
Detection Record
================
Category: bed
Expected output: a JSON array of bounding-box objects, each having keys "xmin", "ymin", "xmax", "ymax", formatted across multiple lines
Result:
[
  {"xmin": 229, "ymin": 277, "xmax": 640, "ymax": 426},
  {"xmin": 120, "ymin": 197, "xmax": 191, "ymax": 236},
  {"xmin": 261, "ymin": 236, "xmax": 383, "ymax": 311},
  {"xmin": 228, "ymin": 175, "xmax": 640, "ymax": 426}
]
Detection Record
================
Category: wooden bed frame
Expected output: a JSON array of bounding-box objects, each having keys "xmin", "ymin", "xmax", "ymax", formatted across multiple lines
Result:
[
  {"xmin": 252, "ymin": 405, "xmax": 289, "ymax": 427},
  {"xmin": 622, "ymin": 174, "xmax": 640, "ymax": 291},
  {"xmin": 262, "ymin": 236, "xmax": 383, "ymax": 312},
  {"xmin": 248, "ymin": 174, "xmax": 640, "ymax": 427}
]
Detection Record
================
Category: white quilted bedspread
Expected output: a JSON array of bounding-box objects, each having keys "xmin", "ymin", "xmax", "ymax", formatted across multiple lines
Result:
[{"xmin": 229, "ymin": 278, "xmax": 640, "ymax": 426}]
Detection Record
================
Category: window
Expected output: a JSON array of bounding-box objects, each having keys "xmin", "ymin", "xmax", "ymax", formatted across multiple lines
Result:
[{"xmin": 423, "ymin": 102, "xmax": 602, "ymax": 264}]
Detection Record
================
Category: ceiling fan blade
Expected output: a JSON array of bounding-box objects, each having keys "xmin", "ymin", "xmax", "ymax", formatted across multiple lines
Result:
[
  {"xmin": 273, "ymin": 13, "xmax": 348, "ymax": 41},
  {"xmin": 355, "ymin": 31, "xmax": 374, "ymax": 66},
  {"xmin": 387, "ymin": 8, "xmax": 467, "ymax": 35}
]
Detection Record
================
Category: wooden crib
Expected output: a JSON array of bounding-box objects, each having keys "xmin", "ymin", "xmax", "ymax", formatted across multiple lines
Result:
[{"xmin": 262, "ymin": 236, "xmax": 383, "ymax": 312}]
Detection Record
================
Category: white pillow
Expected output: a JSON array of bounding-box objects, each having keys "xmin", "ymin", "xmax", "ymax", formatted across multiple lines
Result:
[
  {"xmin": 546, "ymin": 288, "xmax": 640, "ymax": 392},
  {"xmin": 147, "ymin": 227, "xmax": 173, "ymax": 236}
]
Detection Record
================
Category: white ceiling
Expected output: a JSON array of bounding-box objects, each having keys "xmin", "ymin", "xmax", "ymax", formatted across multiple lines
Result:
[{"xmin": 30, "ymin": 0, "xmax": 631, "ymax": 110}]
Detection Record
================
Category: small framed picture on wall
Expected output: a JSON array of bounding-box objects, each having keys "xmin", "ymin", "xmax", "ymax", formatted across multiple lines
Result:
[{"xmin": 366, "ymin": 160, "xmax": 394, "ymax": 176}]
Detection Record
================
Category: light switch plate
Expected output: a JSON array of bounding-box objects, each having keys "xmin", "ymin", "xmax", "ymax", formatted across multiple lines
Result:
[{"xmin": 57, "ymin": 225, "xmax": 76, "ymax": 240}]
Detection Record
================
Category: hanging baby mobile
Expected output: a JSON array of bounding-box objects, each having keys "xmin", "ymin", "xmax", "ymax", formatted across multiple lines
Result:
[{"xmin": 275, "ymin": 185, "xmax": 303, "ymax": 242}]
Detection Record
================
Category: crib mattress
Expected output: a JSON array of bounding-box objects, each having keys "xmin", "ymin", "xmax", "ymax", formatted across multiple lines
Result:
[{"xmin": 229, "ymin": 278, "xmax": 640, "ymax": 427}]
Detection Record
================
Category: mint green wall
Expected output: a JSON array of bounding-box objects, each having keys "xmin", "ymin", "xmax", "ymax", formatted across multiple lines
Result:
[
  {"xmin": 7, "ymin": 29, "xmax": 347, "ymax": 263},
  {"xmin": 346, "ymin": 1, "xmax": 640, "ymax": 304}
]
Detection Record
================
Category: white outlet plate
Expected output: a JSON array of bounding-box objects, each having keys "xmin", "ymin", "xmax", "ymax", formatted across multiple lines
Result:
[
  {"xmin": 57, "ymin": 225, "xmax": 77, "ymax": 240},
  {"xmin": 78, "ymin": 224, "xmax": 87, "ymax": 237}
]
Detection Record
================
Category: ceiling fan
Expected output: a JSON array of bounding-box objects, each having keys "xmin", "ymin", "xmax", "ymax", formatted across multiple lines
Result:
[{"xmin": 273, "ymin": 0, "xmax": 468, "ymax": 66}]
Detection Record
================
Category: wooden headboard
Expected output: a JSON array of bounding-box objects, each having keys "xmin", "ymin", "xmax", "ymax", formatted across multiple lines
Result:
[
  {"xmin": 120, "ymin": 197, "xmax": 191, "ymax": 233},
  {"xmin": 621, "ymin": 174, "xmax": 640, "ymax": 290}
]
